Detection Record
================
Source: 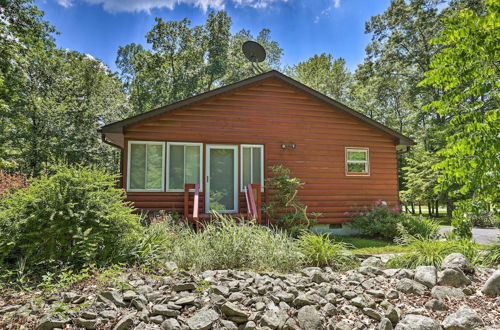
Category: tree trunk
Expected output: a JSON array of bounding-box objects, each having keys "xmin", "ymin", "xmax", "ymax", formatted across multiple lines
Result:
[
  {"xmin": 411, "ymin": 202, "xmax": 415, "ymax": 214},
  {"xmin": 435, "ymin": 200, "xmax": 440, "ymax": 217},
  {"xmin": 446, "ymin": 200, "xmax": 453, "ymax": 218},
  {"xmin": 428, "ymin": 201, "xmax": 432, "ymax": 217},
  {"xmin": 418, "ymin": 203, "xmax": 422, "ymax": 215}
]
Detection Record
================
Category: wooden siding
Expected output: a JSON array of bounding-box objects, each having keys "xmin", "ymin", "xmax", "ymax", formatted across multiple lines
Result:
[{"xmin": 123, "ymin": 77, "xmax": 399, "ymax": 224}]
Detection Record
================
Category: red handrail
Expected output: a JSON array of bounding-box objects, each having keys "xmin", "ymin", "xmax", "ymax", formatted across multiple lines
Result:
[
  {"xmin": 246, "ymin": 183, "xmax": 262, "ymax": 223},
  {"xmin": 184, "ymin": 183, "xmax": 200, "ymax": 230}
]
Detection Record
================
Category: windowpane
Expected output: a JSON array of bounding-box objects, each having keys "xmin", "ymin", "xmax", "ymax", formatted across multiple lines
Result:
[
  {"xmin": 348, "ymin": 150, "xmax": 367, "ymax": 161},
  {"xmin": 146, "ymin": 144, "xmax": 163, "ymax": 189},
  {"xmin": 185, "ymin": 146, "xmax": 200, "ymax": 184},
  {"xmin": 242, "ymin": 147, "xmax": 251, "ymax": 187},
  {"xmin": 348, "ymin": 162, "xmax": 367, "ymax": 173},
  {"xmin": 169, "ymin": 145, "xmax": 184, "ymax": 189},
  {"xmin": 252, "ymin": 147, "xmax": 261, "ymax": 184},
  {"xmin": 129, "ymin": 144, "xmax": 146, "ymax": 189}
]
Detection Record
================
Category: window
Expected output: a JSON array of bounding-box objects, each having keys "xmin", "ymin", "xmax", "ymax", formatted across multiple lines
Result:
[
  {"xmin": 345, "ymin": 148, "xmax": 369, "ymax": 175},
  {"xmin": 167, "ymin": 142, "xmax": 203, "ymax": 191},
  {"xmin": 241, "ymin": 145, "xmax": 264, "ymax": 191},
  {"xmin": 127, "ymin": 141, "xmax": 165, "ymax": 191}
]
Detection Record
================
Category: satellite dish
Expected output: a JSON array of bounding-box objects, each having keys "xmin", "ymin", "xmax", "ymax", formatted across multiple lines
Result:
[{"xmin": 242, "ymin": 41, "xmax": 266, "ymax": 63}]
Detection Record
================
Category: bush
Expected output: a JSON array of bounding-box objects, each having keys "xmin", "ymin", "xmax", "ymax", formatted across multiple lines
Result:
[
  {"xmin": 0, "ymin": 165, "xmax": 141, "ymax": 273},
  {"xmin": 0, "ymin": 171, "xmax": 29, "ymax": 198},
  {"xmin": 386, "ymin": 236, "xmax": 481, "ymax": 269},
  {"xmin": 170, "ymin": 214, "xmax": 301, "ymax": 272},
  {"xmin": 349, "ymin": 203, "xmax": 439, "ymax": 240},
  {"xmin": 297, "ymin": 233, "xmax": 357, "ymax": 269},
  {"xmin": 481, "ymin": 240, "xmax": 500, "ymax": 267}
]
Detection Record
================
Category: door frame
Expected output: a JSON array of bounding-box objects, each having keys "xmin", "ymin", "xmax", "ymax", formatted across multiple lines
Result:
[{"xmin": 205, "ymin": 144, "xmax": 239, "ymax": 213}]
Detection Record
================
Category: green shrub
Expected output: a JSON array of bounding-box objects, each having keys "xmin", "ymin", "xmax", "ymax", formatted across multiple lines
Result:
[
  {"xmin": 387, "ymin": 236, "xmax": 481, "ymax": 269},
  {"xmin": 297, "ymin": 233, "xmax": 358, "ymax": 269},
  {"xmin": 481, "ymin": 241, "xmax": 500, "ymax": 267},
  {"xmin": 349, "ymin": 204, "xmax": 439, "ymax": 240},
  {"xmin": 170, "ymin": 214, "xmax": 301, "ymax": 272},
  {"xmin": 0, "ymin": 165, "xmax": 141, "ymax": 272}
]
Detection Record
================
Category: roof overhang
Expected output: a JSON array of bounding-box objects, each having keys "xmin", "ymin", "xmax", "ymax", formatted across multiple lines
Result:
[{"xmin": 100, "ymin": 70, "xmax": 415, "ymax": 147}]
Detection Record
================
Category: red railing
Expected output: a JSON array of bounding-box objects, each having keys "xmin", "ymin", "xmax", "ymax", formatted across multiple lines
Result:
[
  {"xmin": 184, "ymin": 183, "xmax": 200, "ymax": 229},
  {"xmin": 245, "ymin": 183, "xmax": 262, "ymax": 223}
]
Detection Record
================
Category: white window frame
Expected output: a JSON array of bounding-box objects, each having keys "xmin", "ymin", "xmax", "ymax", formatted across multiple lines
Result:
[
  {"xmin": 166, "ymin": 142, "xmax": 203, "ymax": 192},
  {"xmin": 345, "ymin": 147, "xmax": 370, "ymax": 176},
  {"xmin": 240, "ymin": 144, "xmax": 264, "ymax": 192},
  {"xmin": 127, "ymin": 141, "xmax": 165, "ymax": 192}
]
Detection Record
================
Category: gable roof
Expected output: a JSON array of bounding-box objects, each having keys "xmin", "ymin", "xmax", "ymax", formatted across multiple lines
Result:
[{"xmin": 100, "ymin": 70, "xmax": 415, "ymax": 146}]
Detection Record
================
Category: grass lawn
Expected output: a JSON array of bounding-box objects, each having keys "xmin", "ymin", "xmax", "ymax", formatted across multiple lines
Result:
[{"xmin": 330, "ymin": 236, "xmax": 411, "ymax": 255}]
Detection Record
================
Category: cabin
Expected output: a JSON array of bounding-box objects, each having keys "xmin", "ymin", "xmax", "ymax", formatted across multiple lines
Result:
[{"xmin": 99, "ymin": 70, "xmax": 414, "ymax": 232}]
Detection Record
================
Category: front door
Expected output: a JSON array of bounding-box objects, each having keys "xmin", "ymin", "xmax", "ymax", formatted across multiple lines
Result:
[{"xmin": 205, "ymin": 145, "xmax": 238, "ymax": 213}]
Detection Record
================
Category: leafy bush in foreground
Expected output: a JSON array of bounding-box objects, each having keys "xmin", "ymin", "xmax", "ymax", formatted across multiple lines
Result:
[
  {"xmin": 0, "ymin": 165, "xmax": 141, "ymax": 272},
  {"xmin": 349, "ymin": 203, "xmax": 439, "ymax": 240},
  {"xmin": 387, "ymin": 236, "xmax": 481, "ymax": 269},
  {"xmin": 297, "ymin": 233, "xmax": 358, "ymax": 269},
  {"xmin": 481, "ymin": 241, "xmax": 500, "ymax": 267}
]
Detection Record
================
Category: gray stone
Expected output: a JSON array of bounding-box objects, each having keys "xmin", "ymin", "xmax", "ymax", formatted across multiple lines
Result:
[
  {"xmin": 243, "ymin": 321, "xmax": 256, "ymax": 330},
  {"xmin": 152, "ymin": 305, "xmax": 180, "ymax": 317},
  {"xmin": 164, "ymin": 261, "xmax": 178, "ymax": 272},
  {"xmin": 384, "ymin": 306, "xmax": 401, "ymax": 324},
  {"xmin": 150, "ymin": 315, "xmax": 165, "ymax": 324},
  {"xmin": 283, "ymin": 317, "xmax": 300, "ymax": 330},
  {"xmin": 437, "ymin": 268, "xmax": 471, "ymax": 287},
  {"xmin": 297, "ymin": 305, "xmax": 322, "ymax": 330},
  {"xmin": 363, "ymin": 308, "xmax": 382, "ymax": 321},
  {"xmin": 395, "ymin": 315, "xmax": 440, "ymax": 330},
  {"xmin": 161, "ymin": 318, "xmax": 181, "ymax": 330},
  {"xmin": 329, "ymin": 319, "xmax": 355, "ymax": 330},
  {"xmin": 123, "ymin": 290, "xmax": 137, "ymax": 301},
  {"xmin": 414, "ymin": 266, "xmax": 437, "ymax": 288},
  {"xmin": 186, "ymin": 308, "xmax": 219, "ymax": 330},
  {"xmin": 396, "ymin": 278, "xmax": 427, "ymax": 295},
  {"xmin": 481, "ymin": 270, "xmax": 500, "ymax": 297},
  {"xmin": 100, "ymin": 290, "xmax": 126, "ymax": 307},
  {"xmin": 73, "ymin": 318, "xmax": 97, "ymax": 329},
  {"xmin": 36, "ymin": 314, "xmax": 70, "ymax": 330},
  {"xmin": 113, "ymin": 313, "xmax": 136, "ymax": 330},
  {"xmin": 431, "ymin": 286, "xmax": 466, "ymax": 299},
  {"xmin": 220, "ymin": 302, "xmax": 248, "ymax": 319},
  {"xmin": 310, "ymin": 270, "xmax": 329, "ymax": 283},
  {"xmin": 385, "ymin": 290, "xmax": 399, "ymax": 300},
  {"xmin": 425, "ymin": 299, "xmax": 448, "ymax": 311},
  {"xmin": 350, "ymin": 295, "xmax": 375, "ymax": 309},
  {"xmin": 260, "ymin": 310, "xmax": 287, "ymax": 329},
  {"xmin": 81, "ymin": 311, "xmax": 98, "ymax": 319},
  {"xmin": 342, "ymin": 291, "xmax": 357, "ymax": 300},
  {"xmin": 442, "ymin": 253, "xmax": 474, "ymax": 274},
  {"xmin": 212, "ymin": 285, "xmax": 230, "ymax": 297},
  {"xmin": 442, "ymin": 306, "xmax": 483, "ymax": 330},
  {"xmin": 220, "ymin": 319, "xmax": 238, "ymax": 329},
  {"xmin": 0, "ymin": 305, "xmax": 21, "ymax": 314},
  {"xmin": 361, "ymin": 257, "xmax": 384, "ymax": 268},
  {"xmin": 175, "ymin": 296, "xmax": 195, "ymax": 305},
  {"xmin": 379, "ymin": 318, "xmax": 393, "ymax": 330},
  {"xmin": 173, "ymin": 282, "xmax": 196, "ymax": 291},
  {"xmin": 100, "ymin": 310, "xmax": 118, "ymax": 319},
  {"xmin": 358, "ymin": 266, "xmax": 384, "ymax": 275},
  {"xmin": 292, "ymin": 293, "xmax": 319, "ymax": 307},
  {"xmin": 228, "ymin": 292, "xmax": 245, "ymax": 302}
]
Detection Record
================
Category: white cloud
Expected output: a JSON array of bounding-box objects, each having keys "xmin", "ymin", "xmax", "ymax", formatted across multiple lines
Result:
[
  {"xmin": 314, "ymin": 0, "xmax": 341, "ymax": 23},
  {"xmin": 55, "ymin": 0, "xmax": 287, "ymax": 13},
  {"xmin": 333, "ymin": 0, "xmax": 340, "ymax": 9}
]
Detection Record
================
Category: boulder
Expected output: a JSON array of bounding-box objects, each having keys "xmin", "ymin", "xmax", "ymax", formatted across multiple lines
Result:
[
  {"xmin": 437, "ymin": 268, "xmax": 471, "ymax": 287},
  {"xmin": 100, "ymin": 290, "xmax": 126, "ymax": 307},
  {"xmin": 396, "ymin": 278, "xmax": 427, "ymax": 295},
  {"xmin": 442, "ymin": 253, "xmax": 474, "ymax": 274},
  {"xmin": 152, "ymin": 304, "xmax": 180, "ymax": 317},
  {"xmin": 161, "ymin": 318, "xmax": 181, "ymax": 330},
  {"xmin": 431, "ymin": 286, "xmax": 466, "ymax": 299},
  {"xmin": 442, "ymin": 306, "xmax": 484, "ymax": 329},
  {"xmin": 363, "ymin": 308, "xmax": 382, "ymax": 321},
  {"xmin": 379, "ymin": 318, "xmax": 393, "ymax": 330},
  {"xmin": 113, "ymin": 313, "xmax": 135, "ymax": 330},
  {"xmin": 394, "ymin": 315, "xmax": 440, "ymax": 330},
  {"xmin": 481, "ymin": 270, "xmax": 500, "ymax": 298},
  {"xmin": 414, "ymin": 266, "xmax": 437, "ymax": 288},
  {"xmin": 186, "ymin": 308, "xmax": 219, "ymax": 330},
  {"xmin": 297, "ymin": 305, "xmax": 322, "ymax": 330},
  {"xmin": 384, "ymin": 306, "xmax": 401, "ymax": 324},
  {"xmin": 220, "ymin": 302, "xmax": 248, "ymax": 319},
  {"xmin": 36, "ymin": 314, "xmax": 70, "ymax": 330},
  {"xmin": 361, "ymin": 257, "xmax": 384, "ymax": 268},
  {"xmin": 424, "ymin": 299, "xmax": 448, "ymax": 311}
]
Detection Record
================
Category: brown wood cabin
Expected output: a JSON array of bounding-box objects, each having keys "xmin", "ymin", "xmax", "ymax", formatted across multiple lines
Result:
[{"xmin": 99, "ymin": 70, "xmax": 414, "ymax": 232}]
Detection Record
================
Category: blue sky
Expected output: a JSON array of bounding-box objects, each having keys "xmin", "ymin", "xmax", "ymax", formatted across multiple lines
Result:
[{"xmin": 35, "ymin": 0, "xmax": 391, "ymax": 73}]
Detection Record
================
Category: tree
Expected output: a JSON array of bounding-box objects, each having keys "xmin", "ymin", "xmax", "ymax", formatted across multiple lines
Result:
[
  {"xmin": 420, "ymin": 0, "xmax": 499, "ymax": 236},
  {"xmin": 288, "ymin": 53, "xmax": 352, "ymax": 103}
]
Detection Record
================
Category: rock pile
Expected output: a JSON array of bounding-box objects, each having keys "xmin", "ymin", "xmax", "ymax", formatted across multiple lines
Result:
[{"xmin": 0, "ymin": 253, "xmax": 498, "ymax": 330}]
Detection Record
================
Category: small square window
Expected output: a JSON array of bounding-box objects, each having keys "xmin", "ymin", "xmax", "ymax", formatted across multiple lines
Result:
[{"xmin": 345, "ymin": 148, "xmax": 369, "ymax": 175}]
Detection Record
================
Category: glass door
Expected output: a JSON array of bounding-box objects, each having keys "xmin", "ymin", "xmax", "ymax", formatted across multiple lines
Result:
[{"xmin": 205, "ymin": 145, "xmax": 238, "ymax": 213}]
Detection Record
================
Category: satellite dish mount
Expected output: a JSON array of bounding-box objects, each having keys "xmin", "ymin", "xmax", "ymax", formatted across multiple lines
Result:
[{"xmin": 242, "ymin": 41, "xmax": 266, "ymax": 74}]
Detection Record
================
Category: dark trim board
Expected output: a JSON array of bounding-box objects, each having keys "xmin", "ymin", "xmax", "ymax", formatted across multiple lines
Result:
[{"xmin": 100, "ymin": 70, "xmax": 415, "ymax": 146}]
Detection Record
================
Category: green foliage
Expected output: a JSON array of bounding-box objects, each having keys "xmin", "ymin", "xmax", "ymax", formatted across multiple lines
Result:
[
  {"xmin": 264, "ymin": 165, "xmax": 320, "ymax": 236},
  {"xmin": 420, "ymin": 0, "xmax": 499, "ymax": 237},
  {"xmin": 0, "ymin": 165, "xmax": 141, "ymax": 273},
  {"xmin": 297, "ymin": 233, "xmax": 357, "ymax": 269},
  {"xmin": 481, "ymin": 241, "xmax": 500, "ymax": 267},
  {"xmin": 387, "ymin": 236, "xmax": 481, "ymax": 269}
]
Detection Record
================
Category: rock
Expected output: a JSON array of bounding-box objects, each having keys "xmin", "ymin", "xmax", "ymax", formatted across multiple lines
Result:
[
  {"xmin": 442, "ymin": 253, "xmax": 474, "ymax": 274},
  {"xmin": 361, "ymin": 256, "xmax": 384, "ymax": 268},
  {"xmin": 431, "ymin": 286, "xmax": 465, "ymax": 299},
  {"xmin": 385, "ymin": 290, "xmax": 399, "ymax": 300},
  {"xmin": 220, "ymin": 302, "xmax": 248, "ymax": 319},
  {"xmin": 342, "ymin": 291, "xmax": 357, "ymax": 300},
  {"xmin": 297, "ymin": 305, "xmax": 322, "ymax": 330},
  {"xmin": 123, "ymin": 290, "xmax": 137, "ymax": 301},
  {"xmin": 220, "ymin": 319, "xmax": 238, "ymax": 329},
  {"xmin": 212, "ymin": 285, "xmax": 230, "ymax": 297},
  {"xmin": 414, "ymin": 266, "xmax": 437, "ymax": 288},
  {"xmin": 366, "ymin": 289, "xmax": 385, "ymax": 298},
  {"xmin": 260, "ymin": 310, "xmax": 287, "ymax": 329},
  {"xmin": 100, "ymin": 290, "xmax": 126, "ymax": 307},
  {"xmin": 363, "ymin": 308, "xmax": 382, "ymax": 321},
  {"xmin": 396, "ymin": 269, "xmax": 414, "ymax": 279},
  {"xmin": 150, "ymin": 315, "xmax": 165, "ymax": 324},
  {"xmin": 74, "ymin": 317, "xmax": 98, "ymax": 329},
  {"xmin": 165, "ymin": 261, "xmax": 178, "ymax": 272},
  {"xmin": 396, "ymin": 278, "xmax": 427, "ymax": 295},
  {"xmin": 425, "ymin": 299, "xmax": 448, "ymax": 311},
  {"xmin": 186, "ymin": 308, "xmax": 219, "ymax": 330},
  {"xmin": 283, "ymin": 317, "xmax": 300, "ymax": 330},
  {"xmin": 36, "ymin": 314, "xmax": 70, "ymax": 330},
  {"xmin": 379, "ymin": 318, "xmax": 393, "ymax": 330},
  {"xmin": 442, "ymin": 306, "xmax": 483, "ymax": 329},
  {"xmin": 243, "ymin": 321, "xmax": 256, "ymax": 330},
  {"xmin": 100, "ymin": 310, "xmax": 118, "ymax": 319},
  {"xmin": 62, "ymin": 292, "xmax": 81, "ymax": 303},
  {"xmin": 173, "ymin": 282, "xmax": 196, "ymax": 291},
  {"xmin": 0, "ymin": 305, "xmax": 21, "ymax": 314},
  {"xmin": 384, "ymin": 306, "xmax": 401, "ymax": 324},
  {"xmin": 358, "ymin": 266, "xmax": 384, "ymax": 275},
  {"xmin": 310, "ymin": 270, "xmax": 328, "ymax": 283},
  {"xmin": 437, "ymin": 268, "xmax": 471, "ymax": 287},
  {"xmin": 175, "ymin": 296, "xmax": 195, "ymax": 305},
  {"xmin": 152, "ymin": 305, "xmax": 180, "ymax": 317},
  {"xmin": 228, "ymin": 292, "xmax": 245, "ymax": 302},
  {"xmin": 161, "ymin": 318, "xmax": 181, "ymax": 330},
  {"xmin": 394, "ymin": 315, "xmax": 440, "ymax": 330},
  {"xmin": 292, "ymin": 293, "xmax": 319, "ymax": 307},
  {"xmin": 481, "ymin": 270, "xmax": 500, "ymax": 297},
  {"xmin": 81, "ymin": 311, "xmax": 98, "ymax": 319},
  {"xmin": 113, "ymin": 313, "xmax": 135, "ymax": 330},
  {"xmin": 350, "ymin": 295, "xmax": 375, "ymax": 308},
  {"xmin": 329, "ymin": 319, "xmax": 355, "ymax": 330}
]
